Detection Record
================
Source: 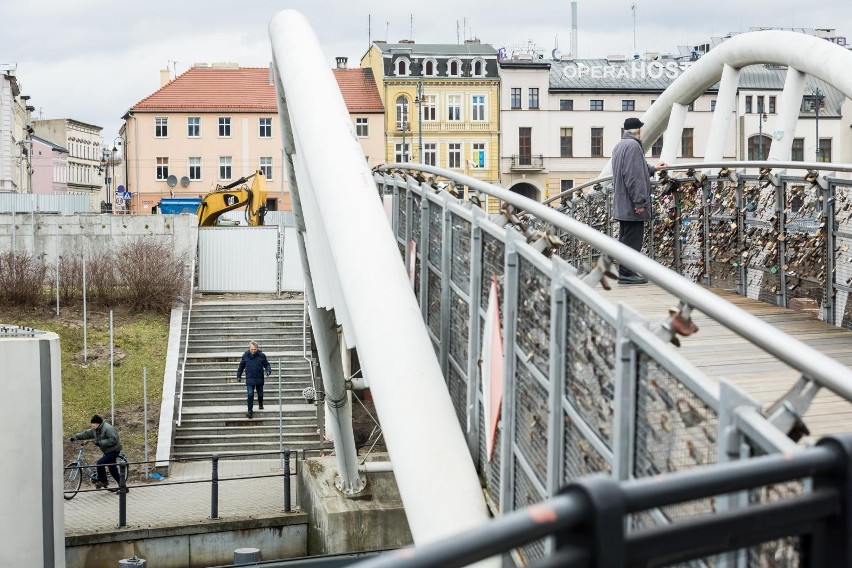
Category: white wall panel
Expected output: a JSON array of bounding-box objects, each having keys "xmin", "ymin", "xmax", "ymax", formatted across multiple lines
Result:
[{"xmin": 198, "ymin": 226, "xmax": 279, "ymax": 292}]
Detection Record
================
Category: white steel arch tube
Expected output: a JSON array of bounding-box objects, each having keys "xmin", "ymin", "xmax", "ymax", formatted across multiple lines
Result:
[{"xmin": 268, "ymin": 10, "xmax": 490, "ymax": 546}]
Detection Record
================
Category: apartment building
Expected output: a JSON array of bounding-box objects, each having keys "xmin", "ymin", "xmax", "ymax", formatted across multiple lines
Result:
[
  {"xmin": 33, "ymin": 118, "xmax": 104, "ymax": 208},
  {"xmin": 361, "ymin": 39, "xmax": 501, "ymax": 206},
  {"xmin": 0, "ymin": 65, "xmax": 34, "ymax": 194},
  {"xmin": 122, "ymin": 62, "xmax": 385, "ymax": 214}
]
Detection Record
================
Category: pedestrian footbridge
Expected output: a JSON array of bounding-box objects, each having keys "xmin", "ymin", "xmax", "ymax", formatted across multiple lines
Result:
[{"xmin": 268, "ymin": 10, "xmax": 852, "ymax": 566}]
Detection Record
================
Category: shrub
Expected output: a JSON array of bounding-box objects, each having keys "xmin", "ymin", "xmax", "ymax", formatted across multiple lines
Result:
[
  {"xmin": 0, "ymin": 250, "xmax": 50, "ymax": 306},
  {"xmin": 58, "ymin": 255, "xmax": 84, "ymax": 304},
  {"xmin": 114, "ymin": 238, "xmax": 188, "ymax": 313},
  {"xmin": 85, "ymin": 250, "xmax": 120, "ymax": 306}
]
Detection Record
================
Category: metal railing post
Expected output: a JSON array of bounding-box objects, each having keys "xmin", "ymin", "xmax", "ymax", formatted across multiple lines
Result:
[
  {"xmin": 702, "ymin": 178, "xmax": 712, "ymax": 285},
  {"xmin": 118, "ymin": 474, "xmax": 127, "ymax": 528},
  {"xmin": 808, "ymin": 435, "xmax": 852, "ymax": 565},
  {"xmin": 211, "ymin": 454, "xmax": 219, "ymax": 519},
  {"xmin": 823, "ymin": 179, "xmax": 837, "ymax": 324},
  {"xmin": 284, "ymin": 449, "xmax": 292, "ymax": 513}
]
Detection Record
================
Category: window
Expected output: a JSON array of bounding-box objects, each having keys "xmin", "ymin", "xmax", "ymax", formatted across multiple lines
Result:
[
  {"xmin": 396, "ymin": 58, "xmax": 409, "ymax": 76},
  {"xmin": 423, "ymin": 143, "xmax": 437, "ymax": 166},
  {"xmin": 510, "ymin": 88, "xmax": 522, "ymax": 109},
  {"xmin": 156, "ymin": 157, "xmax": 169, "ymax": 180},
  {"xmin": 449, "ymin": 59, "xmax": 461, "ymax": 76},
  {"xmin": 757, "ymin": 96, "xmax": 765, "ymax": 114},
  {"xmin": 355, "ymin": 117, "xmax": 368, "ymax": 137},
  {"xmin": 218, "ymin": 117, "xmax": 231, "ymax": 137},
  {"xmin": 219, "ymin": 156, "xmax": 232, "ymax": 180},
  {"xmin": 473, "ymin": 60, "xmax": 484, "ymax": 76},
  {"xmin": 745, "ymin": 96, "xmax": 752, "ymax": 114},
  {"xmin": 769, "ymin": 96, "xmax": 776, "ymax": 114},
  {"xmin": 518, "ymin": 127, "xmax": 532, "ymax": 164},
  {"xmin": 622, "ymin": 100, "xmax": 635, "ymax": 111},
  {"xmin": 424, "ymin": 59, "xmax": 436, "ymax": 76},
  {"xmin": 259, "ymin": 117, "xmax": 272, "ymax": 138},
  {"xmin": 471, "ymin": 95, "xmax": 485, "ymax": 121},
  {"xmin": 529, "ymin": 88, "xmax": 540, "ymax": 109},
  {"xmin": 591, "ymin": 128, "xmax": 603, "ymax": 157},
  {"xmin": 747, "ymin": 135, "xmax": 772, "ymax": 160},
  {"xmin": 681, "ymin": 128, "xmax": 694, "ymax": 158},
  {"xmin": 560, "ymin": 99, "xmax": 574, "ymax": 111},
  {"xmin": 422, "ymin": 95, "xmax": 437, "ymax": 121},
  {"xmin": 710, "ymin": 99, "xmax": 717, "ymax": 111},
  {"xmin": 187, "ymin": 117, "xmax": 201, "ymax": 137},
  {"xmin": 650, "ymin": 136, "xmax": 663, "ymax": 158},
  {"xmin": 471, "ymin": 143, "xmax": 486, "ymax": 168},
  {"xmin": 560, "ymin": 128, "xmax": 573, "ymax": 158},
  {"xmin": 560, "ymin": 180, "xmax": 574, "ymax": 193},
  {"xmin": 394, "ymin": 143, "xmax": 410, "ymax": 163},
  {"xmin": 818, "ymin": 138, "xmax": 832, "ymax": 162},
  {"xmin": 590, "ymin": 99, "xmax": 604, "ymax": 111},
  {"xmin": 259, "ymin": 156, "xmax": 273, "ymax": 180},
  {"xmin": 396, "ymin": 95, "xmax": 409, "ymax": 130},
  {"xmin": 188, "ymin": 157, "xmax": 201, "ymax": 180},
  {"xmin": 448, "ymin": 143, "xmax": 462, "ymax": 168},
  {"xmin": 447, "ymin": 95, "xmax": 461, "ymax": 121},
  {"xmin": 791, "ymin": 138, "xmax": 804, "ymax": 162},
  {"xmin": 155, "ymin": 117, "xmax": 168, "ymax": 137}
]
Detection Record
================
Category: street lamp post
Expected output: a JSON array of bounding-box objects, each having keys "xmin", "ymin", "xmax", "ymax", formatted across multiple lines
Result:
[
  {"xmin": 758, "ymin": 111, "xmax": 767, "ymax": 160},
  {"xmin": 813, "ymin": 88, "xmax": 824, "ymax": 162},
  {"xmin": 111, "ymin": 137, "xmax": 122, "ymax": 212},
  {"xmin": 416, "ymin": 81, "xmax": 423, "ymax": 163}
]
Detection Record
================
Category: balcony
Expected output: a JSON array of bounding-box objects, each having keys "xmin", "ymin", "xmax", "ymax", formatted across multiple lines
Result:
[
  {"xmin": 510, "ymin": 154, "xmax": 545, "ymax": 170},
  {"xmin": 418, "ymin": 122, "xmax": 494, "ymax": 132}
]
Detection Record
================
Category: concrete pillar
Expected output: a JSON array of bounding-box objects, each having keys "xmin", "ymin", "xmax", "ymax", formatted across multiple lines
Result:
[{"xmin": 234, "ymin": 548, "xmax": 261, "ymax": 563}]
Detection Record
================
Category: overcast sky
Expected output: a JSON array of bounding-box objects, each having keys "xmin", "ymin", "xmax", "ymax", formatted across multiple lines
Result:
[{"xmin": 3, "ymin": 0, "xmax": 850, "ymax": 142}]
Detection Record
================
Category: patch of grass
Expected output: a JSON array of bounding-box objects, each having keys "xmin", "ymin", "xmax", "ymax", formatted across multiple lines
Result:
[{"xmin": 0, "ymin": 306, "xmax": 169, "ymax": 474}]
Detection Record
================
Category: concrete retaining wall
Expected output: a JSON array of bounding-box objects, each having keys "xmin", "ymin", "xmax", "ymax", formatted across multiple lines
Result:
[
  {"xmin": 0, "ymin": 213, "xmax": 198, "ymax": 264},
  {"xmin": 65, "ymin": 515, "xmax": 308, "ymax": 568}
]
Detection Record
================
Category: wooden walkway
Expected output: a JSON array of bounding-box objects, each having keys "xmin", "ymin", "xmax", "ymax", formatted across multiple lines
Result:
[{"xmin": 606, "ymin": 282, "xmax": 852, "ymax": 440}]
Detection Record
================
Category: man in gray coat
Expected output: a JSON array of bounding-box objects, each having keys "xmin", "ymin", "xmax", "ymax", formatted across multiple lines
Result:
[{"xmin": 611, "ymin": 117, "xmax": 665, "ymax": 284}]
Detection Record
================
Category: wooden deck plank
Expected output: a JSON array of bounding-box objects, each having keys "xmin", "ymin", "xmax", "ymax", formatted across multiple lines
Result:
[{"xmin": 603, "ymin": 280, "xmax": 852, "ymax": 439}]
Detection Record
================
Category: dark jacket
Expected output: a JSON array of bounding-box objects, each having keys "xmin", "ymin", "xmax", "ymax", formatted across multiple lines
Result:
[
  {"xmin": 72, "ymin": 421, "xmax": 122, "ymax": 454},
  {"xmin": 237, "ymin": 350, "xmax": 272, "ymax": 385},
  {"xmin": 612, "ymin": 132, "xmax": 656, "ymax": 221}
]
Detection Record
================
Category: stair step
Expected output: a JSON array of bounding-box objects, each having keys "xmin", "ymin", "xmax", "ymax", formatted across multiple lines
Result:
[
  {"xmin": 172, "ymin": 445, "xmax": 332, "ymax": 460},
  {"xmin": 173, "ymin": 439, "xmax": 323, "ymax": 452}
]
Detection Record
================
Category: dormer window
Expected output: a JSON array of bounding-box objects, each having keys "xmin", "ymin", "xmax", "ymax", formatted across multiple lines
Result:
[
  {"xmin": 472, "ymin": 59, "xmax": 485, "ymax": 77},
  {"xmin": 448, "ymin": 58, "xmax": 461, "ymax": 77},
  {"xmin": 423, "ymin": 58, "xmax": 437, "ymax": 76},
  {"xmin": 396, "ymin": 57, "xmax": 411, "ymax": 76}
]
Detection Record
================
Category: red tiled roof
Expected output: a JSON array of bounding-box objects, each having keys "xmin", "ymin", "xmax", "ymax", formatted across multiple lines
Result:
[
  {"xmin": 130, "ymin": 66, "xmax": 383, "ymax": 114},
  {"xmin": 332, "ymin": 68, "xmax": 384, "ymax": 113},
  {"xmin": 131, "ymin": 67, "xmax": 278, "ymax": 112}
]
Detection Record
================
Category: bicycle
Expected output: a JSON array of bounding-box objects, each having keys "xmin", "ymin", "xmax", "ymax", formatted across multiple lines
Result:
[{"xmin": 64, "ymin": 441, "xmax": 129, "ymax": 500}]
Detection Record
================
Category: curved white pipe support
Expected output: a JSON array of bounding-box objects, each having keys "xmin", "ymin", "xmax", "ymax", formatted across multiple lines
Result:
[
  {"xmin": 768, "ymin": 68, "xmax": 806, "ymax": 162},
  {"xmin": 704, "ymin": 64, "xmax": 740, "ymax": 168},
  {"xmin": 268, "ymin": 9, "xmax": 490, "ymax": 547},
  {"xmin": 660, "ymin": 102, "xmax": 688, "ymax": 165}
]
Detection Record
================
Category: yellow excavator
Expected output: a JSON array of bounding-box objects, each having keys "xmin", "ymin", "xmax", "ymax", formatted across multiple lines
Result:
[{"xmin": 197, "ymin": 171, "xmax": 269, "ymax": 226}]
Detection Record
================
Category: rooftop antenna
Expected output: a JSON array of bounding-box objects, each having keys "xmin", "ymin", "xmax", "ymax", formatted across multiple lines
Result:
[
  {"xmin": 571, "ymin": 1, "xmax": 578, "ymax": 57},
  {"xmin": 456, "ymin": 20, "xmax": 460, "ymax": 44},
  {"xmin": 368, "ymin": 14, "xmax": 371, "ymax": 47},
  {"xmin": 632, "ymin": 4, "xmax": 637, "ymax": 55},
  {"xmin": 168, "ymin": 59, "xmax": 178, "ymax": 79},
  {"xmin": 410, "ymin": 14, "xmax": 414, "ymax": 41},
  {"xmin": 385, "ymin": 21, "xmax": 389, "ymax": 42}
]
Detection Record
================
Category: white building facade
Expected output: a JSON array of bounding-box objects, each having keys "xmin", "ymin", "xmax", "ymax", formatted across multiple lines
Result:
[
  {"xmin": 0, "ymin": 65, "xmax": 34, "ymax": 194},
  {"xmin": 499, "ymin": 55, "xmax": 851, "ymax": 202},
  {"xmin": 33, "ymin": 118, "xmax": 104, "ymax": 208}
]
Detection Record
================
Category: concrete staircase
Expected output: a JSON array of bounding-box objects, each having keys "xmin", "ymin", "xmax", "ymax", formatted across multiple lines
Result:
[{"xmin": 173, "ymin": 298, "xmax": 325, "ymax": 459}]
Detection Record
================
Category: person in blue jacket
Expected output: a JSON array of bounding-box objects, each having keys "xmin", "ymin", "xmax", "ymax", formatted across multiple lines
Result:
[{"xmin": 236, "ymin": 340, "xmax": 272, "ymax": 419}]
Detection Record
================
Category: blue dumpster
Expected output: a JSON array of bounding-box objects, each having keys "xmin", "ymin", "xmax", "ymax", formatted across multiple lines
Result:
[{"xmin": 158, "ymin": 197, "xmax": 202, "ymax": 215}]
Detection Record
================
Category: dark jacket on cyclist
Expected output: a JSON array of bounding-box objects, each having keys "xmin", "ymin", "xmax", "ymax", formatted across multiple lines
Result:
[
  {"xmin": 71, "ymin": 420, "xmax": 122, "ymax": 454},
  {"xmin": 237, "ymin": 349, "xmax": 272, "ymax": 386}
]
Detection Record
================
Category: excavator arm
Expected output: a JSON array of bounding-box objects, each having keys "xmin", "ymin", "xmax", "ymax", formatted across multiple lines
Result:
[{"xmin": 197, "ymin": 171, "xmax": 269, "ymax": 227}]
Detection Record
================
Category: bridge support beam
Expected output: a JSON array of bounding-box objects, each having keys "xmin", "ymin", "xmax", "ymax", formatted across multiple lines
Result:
[
  {"xmin": 660, "ymin": 103, "xmax": 688, "ymax": 166},
  {"xmin": 768, "ymin": 68, "xmax": 806, "ymax": 162},
  {"xmin": 704, "ymin": 64, "xmax": 740, "ymax": 167}
]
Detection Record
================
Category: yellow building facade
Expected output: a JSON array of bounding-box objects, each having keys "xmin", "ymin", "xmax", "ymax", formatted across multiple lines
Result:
[{"xmin": 361, "ymin": 41, "xmax": 501, "ymax": 204}]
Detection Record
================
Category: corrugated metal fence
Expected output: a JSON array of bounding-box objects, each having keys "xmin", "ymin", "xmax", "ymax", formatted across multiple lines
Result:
[{"xmin": 0, "ymin": 193, "xmax": 92, "ymax": 214}]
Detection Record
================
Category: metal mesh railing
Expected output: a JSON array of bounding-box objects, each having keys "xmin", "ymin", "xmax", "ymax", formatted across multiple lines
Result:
[
  {"xmin": 449, "ymin": 289, "xmax": 470, "ymax": 370},
  {"xmin": 565, "ymin": 297, "xmax": 616, "ymax": 448},
  {"xmin": 447, "ymin": 362, "xmax": 467, "ymax": 429},
  {"xmin": 514, "ymin": 355, "xmax": 550, "ymax": 487},
  {"xmin": 428, "ymin": 204, "xmax": 443, "ymax": 268},
  {"xmin": 451, "ymin": 216, "xmax": 472, "ymax": 291},
  {"xmin": 512, "ymin": 456, "xmax": 546, "ymax": 565},
  {"xmin": 516, "ymin": 257, "xmax": 551, "ymax": 377},
  {"xmin": 427, "ymin": 268, "xmax": 442, "ymax": 340},
  {"xmin": 562, "ymin": 412, "xmax": 611, "ymax": 484},
  {"xmin": 397, "ymin": 185, "xmax": 407, "ymax": 241},
  {"xmin": 479, "ymin": 396, "xmax": 502, "ymax": 514},
  {"xmin": 481, "ymin": 232, "xmax": 505, "ymax": 309}
]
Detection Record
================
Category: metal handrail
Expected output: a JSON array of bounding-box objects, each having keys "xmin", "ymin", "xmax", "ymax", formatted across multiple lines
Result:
[
  {"xmin": 176, "ymin": 234, "xmax": 198, "ymax": 427},
  {"xmin": 380, "ymin": 162, "xmax": 852, "ymax": 403},
  {"xmin": 542, "ymin": 159, "xmax": 852, "ymax": 205}
]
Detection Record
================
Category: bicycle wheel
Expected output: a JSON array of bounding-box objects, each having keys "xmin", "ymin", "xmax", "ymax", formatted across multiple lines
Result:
[
  {"xmin": 117, "ymin": 454, "xmax": 129, "ymax": 485},
  {"xmin": 63, "ymin": 461, "xmax": 82, "ymax": 500}
]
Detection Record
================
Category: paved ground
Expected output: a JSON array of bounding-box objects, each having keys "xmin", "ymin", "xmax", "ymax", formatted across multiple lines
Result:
[{"xmin": 64, "ymin": 459, "xmax": 303, "ymax": 536}]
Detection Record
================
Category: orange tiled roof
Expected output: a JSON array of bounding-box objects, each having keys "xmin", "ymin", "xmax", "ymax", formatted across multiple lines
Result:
[
  {"xmin": 332, "ymin": 68, "xmax": 384, "ymax": 113},
  {"xmin": 130, "ymin": 66, "xmax": 383, "ymax": 114}
]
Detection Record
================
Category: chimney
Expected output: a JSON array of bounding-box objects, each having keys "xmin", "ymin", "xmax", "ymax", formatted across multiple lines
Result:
[
  {"xmin": 336, "ymin": 56, "xmax": 349, "ymax": 70},
  {"xmin": 464, "ymin": 38, "xmax": 481, "ymax": 44},
  {"xmin": 159, "ymin": 69, "xmax": 171, "ymax": 86}
]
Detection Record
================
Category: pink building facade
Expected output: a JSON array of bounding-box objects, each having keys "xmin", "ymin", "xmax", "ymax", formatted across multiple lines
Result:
[{"xmin": 30, "ymin": 135, "xmax": 68, "ymax": 195}]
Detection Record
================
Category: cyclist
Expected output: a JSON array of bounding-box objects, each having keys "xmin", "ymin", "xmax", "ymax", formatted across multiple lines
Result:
[{"xmin": 69, "ymin": 414, "xmax": 126, "ymax": 492}]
